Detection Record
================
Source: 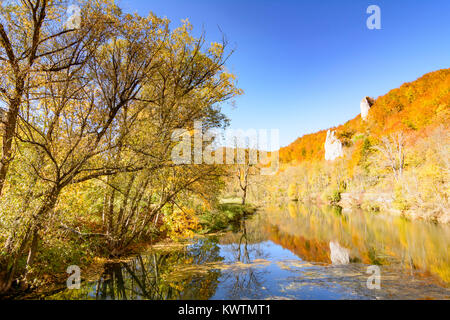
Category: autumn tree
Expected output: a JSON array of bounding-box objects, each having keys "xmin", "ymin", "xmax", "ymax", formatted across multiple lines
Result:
[
  {"xmin": 373, "ymin": 133, "xmax": 406, "ymax": 182},
  {"xmin": 0, "ymin": 1, "xmax": 164, "ymax": 292},
  {"xmin": 0, "ymin": 3, "xmax": 241, "ymax": 292},
  {"xmin": 0, "ymin": 0, "xmax": 106, "ymax": 195},
  {"xmin": 93, "ymin": 20, "xmax": 239, "ymax": 254}
]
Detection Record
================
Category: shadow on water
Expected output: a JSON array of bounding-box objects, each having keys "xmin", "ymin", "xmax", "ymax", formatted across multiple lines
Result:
[{"xmin": 51, "ymin": 203, "xmax": 450, "ymax": 300}]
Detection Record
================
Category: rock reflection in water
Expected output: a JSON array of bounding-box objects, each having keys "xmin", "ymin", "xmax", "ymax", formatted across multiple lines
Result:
[{"xmin": 329, "ymin": 242, "xmax": 350, "ymax": 265}]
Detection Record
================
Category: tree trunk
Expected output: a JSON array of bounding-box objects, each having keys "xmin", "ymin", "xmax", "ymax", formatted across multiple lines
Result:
[
  {"xmin": 26, "ymin": 230, "xmax": 39, "ymax": 268},
  {"xmin": 241, "ymin": 187, "xmax": 247, "ymax": 205},
  {"xmin": 24, "ymin": 229, "xmax": 40, "ymax": 282},
  {"xmin": 0, "ymin": 224, "xmax": 33, "ymax": 294},
  {"xmin": 0, "ymin": 95, "xmax": 22, "ymax": 196},
  {"xmin": 21, "ymin": 187, "xmax": 60, "ymax": 282}
]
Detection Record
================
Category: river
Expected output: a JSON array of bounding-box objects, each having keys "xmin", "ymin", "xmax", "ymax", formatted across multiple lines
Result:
[{"xmin": 51, "ymin": 203, "xmax": 450, "ymax": 300}]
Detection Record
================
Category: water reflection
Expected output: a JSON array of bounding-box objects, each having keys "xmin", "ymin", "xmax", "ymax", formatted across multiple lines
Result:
[
  {"xmin": 269, "ymin": 203, "xmax": 450, "ymax": 285},
  {"xmin": 51, "ymin": 204, "xmax": 450, "ymax": 300},
  {"xmin": 329, "ymin": 241, "xmax": 350, "ymax": 265},
  {"xmin": 214, "ymin": 220, "xmax": 269, "ymax": 299},
  {"xmin": 53, "ymin": 240, "xmax": 223, "ymax": 300}
]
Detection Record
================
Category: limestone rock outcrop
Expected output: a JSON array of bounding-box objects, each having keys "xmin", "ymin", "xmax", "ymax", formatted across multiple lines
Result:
[
  {"xmin": 324, "ymin": 130, "xmax": 343, "ymax": 161},
  {"xmin": 360, "ymin": 97, "xmax": 372, "ymax": 121}
]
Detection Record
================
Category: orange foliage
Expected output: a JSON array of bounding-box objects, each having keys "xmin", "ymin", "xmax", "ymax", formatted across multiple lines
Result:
[
  {"xmin": 280, "ymin": 68, "xmax": 450, "ymax": 164},
  {"xmin": 266, "ymin": 225, "xmax": 332, "ymax": 264}
]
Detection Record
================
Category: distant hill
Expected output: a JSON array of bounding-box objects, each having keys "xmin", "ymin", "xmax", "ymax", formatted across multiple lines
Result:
[{"xmin": 279, "ymin": 68, "xmax": 450, "ymax": 164}]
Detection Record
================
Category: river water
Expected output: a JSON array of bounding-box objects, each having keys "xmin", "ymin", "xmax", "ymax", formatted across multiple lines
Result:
[{"xmin": 51, "ymin": 203, "xmax": 450, "ymax": 300}]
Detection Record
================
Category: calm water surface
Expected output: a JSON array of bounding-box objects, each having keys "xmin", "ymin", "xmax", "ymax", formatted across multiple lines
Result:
[{"xmin": 52, "ymin": 204, "xmax": 450, "ymax": 300}]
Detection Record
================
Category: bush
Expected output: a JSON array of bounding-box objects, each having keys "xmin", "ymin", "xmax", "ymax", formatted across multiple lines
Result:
[
  {"xmin": 197, "ymin": 203, "xmax": 256, "ymax": 233},
  {"xmin": 393, "ymin": 184, "xmax": 410, "ymax": 211},
  {"xmin": 288, "ymin": 184, "xmax": 299, "ymax": 201},
  {"xmin": 361, "ymin": 201, "xmax": 381, "ymax": 212},
  {"xmin": 322, "ymin": 185, "xmax": 342, "ymax": 205}
]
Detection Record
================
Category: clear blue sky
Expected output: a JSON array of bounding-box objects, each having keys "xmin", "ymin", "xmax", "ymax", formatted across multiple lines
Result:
[{"xmin": 121, "ymin": 0, "xmax": 450, "ymax": 147}]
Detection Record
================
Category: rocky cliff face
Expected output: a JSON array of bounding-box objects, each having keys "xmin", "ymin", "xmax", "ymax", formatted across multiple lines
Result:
[
  {"xmin": 324, "ymin": 130, "xmax": 343, "ymax": 161},
  {"xmin": 360, "ymin": 97, "xmax": 372, "ymax": 121}
]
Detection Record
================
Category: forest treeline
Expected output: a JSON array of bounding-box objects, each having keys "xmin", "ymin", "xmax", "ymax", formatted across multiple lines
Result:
[
  {"xmin": 0, "ymin": 0, "xmax": 242, "ymax": 294},
  {"xmin": 247, "ymin": 69, "xmax": 449, "ymax": 223}
]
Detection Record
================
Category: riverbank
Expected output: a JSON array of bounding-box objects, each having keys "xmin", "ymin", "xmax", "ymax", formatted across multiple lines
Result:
[
  {"xmin": 2, "ymin": 203, "xmax": 257, "ymax": 300},
  {"xmin": 338, "ymin": 192, "xmax": 450, "ymax": 224},
  {"xmin": 292, "ymin": 191, "xmax": 449, "ymax": 225},
  {"xmin": 197, "ymin": 202, "xmax": 258, "ymax": 233}
]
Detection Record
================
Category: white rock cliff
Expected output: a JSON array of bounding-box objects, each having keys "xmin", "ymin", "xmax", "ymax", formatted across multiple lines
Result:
[
  {"xmin": 324, "ymin": 130, "xmax": 343, "ymax": 161},
  {"xmin": 360, "ymin": 97, "xmax": 372, "ymax": 121}
]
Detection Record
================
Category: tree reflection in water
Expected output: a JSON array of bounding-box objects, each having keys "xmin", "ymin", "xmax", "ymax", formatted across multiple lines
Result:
[
  {"xmin": 92, "ymin": 217, "xmax": 272, "ymax": 301},
  {"xmin": 88, "ymin": 239, "xmax": 223, "ymax": 300},
  {"xmin": 265, "ymin": 203, "xmax": 450, "ymax": 285},
  {"xmin": 218, "ymin": 220, "xmax": 269, "ymax": 299}
]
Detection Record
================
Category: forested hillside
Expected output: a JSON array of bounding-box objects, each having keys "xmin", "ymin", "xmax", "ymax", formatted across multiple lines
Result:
[
  {"xmin": 280, "ymin": 69, "xmax": 450, "ymax": 164},
  {"xmin": 247, "ymin": 69, "xmax": 449, "ymax": 224}
]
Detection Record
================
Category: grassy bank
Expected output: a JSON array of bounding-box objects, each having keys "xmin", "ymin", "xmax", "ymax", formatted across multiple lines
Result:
[{"xmin": 197, "ymin": 202, "xmax": 258, "ymax": 234}]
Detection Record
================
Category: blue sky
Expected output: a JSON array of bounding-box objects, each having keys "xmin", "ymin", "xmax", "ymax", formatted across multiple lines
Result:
[{"xmin": 121, "ymin": 0, "xmax": 450, "ymax": 147}]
